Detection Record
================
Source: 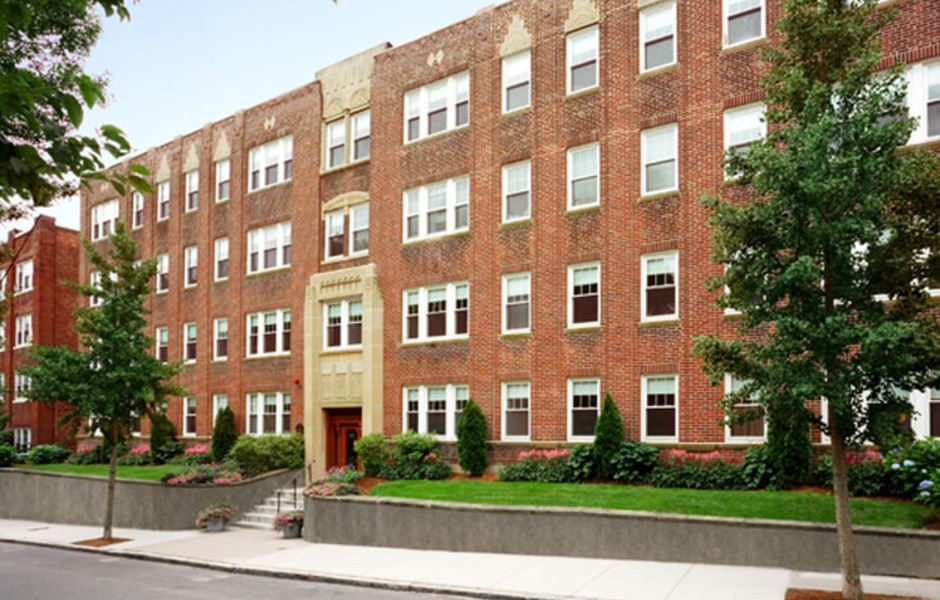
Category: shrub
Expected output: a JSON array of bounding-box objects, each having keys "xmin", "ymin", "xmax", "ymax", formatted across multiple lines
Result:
[
  {"xmin": 813, "ymin": 453, "xmax": 891, "ymax": 497},
  {"xmin": 67, "ymin": 441, "xmax": 127, "ymax": 465},
  {"xmin": 741, "ymin": 445, "xmax": 776, "ymax": 490},
  {"xmin": 0, "ymin": 443, "xmax": 16, "ymax": 467},
  {"xmin": 67, "ymin": 449, "xmax": 94, "ymax": 465},
  {"xmin": 304, "ymin": 481, "xmax": 360, "ymax": 496},
  {"xmin": 230, "ymin": 433, "xmax": 304, "ymax": 476},
  {"xmin": 354, "ymin": 433, "xmax": 387, "ymax": 477},
  {"xmin": 378, "ymin": 431, "xmax": 451, "ymax": 480},
  {"xmin": 25, "ymin": 444, "xmax": 71, "ymax": 465},
  {"xmin": 162, "ymin": 464, "xmax": 245, "ymax": 485},
  {"xmin": 649, "ymin": 460, "xmax": 746, "ymax": 490},
  {"xmin": 324, "ymin": 465, "xmax": 363, "ymax": 484},
  {"xmin": 593, "ymin": 392, "xmax": 624, "ymax": 480},
  {"xmin": 610, "ymin": 440, "xmax": 659, "ymax": 484},
  {"xmin": 456, "ymin": 399, "xmax": 488, "ymax": 476},
  {"xmin": 567, "ymin": 444, "xmax": 596, "ymax": 482},
  {"xmin": 498, "ymin": 449, "xmax": 575, "ymax": 483},
  {"xmin": 211, "ymin": 406, "xmax": 238, "ymax": 462},
  {"xmin": 766, "ymin": 402, "xmax": 812, "ymax": 488},
  {"xmin": 169, "ymin": 444, "xmax": 212, "ymax": 466},
  {"xmin": 0, "ymin": 429, "xmax": 12, "ymax": 446},
  {"xmin": 116, "ymin": 452, "xmax": 151, "ymax": 466},
  {"xmin": 149, "ymin": 411, "xmax": 177, "ymax": 465},
  {"xmin": 885, "ymin": 438, "xmax": 940, "ymax": 499}
]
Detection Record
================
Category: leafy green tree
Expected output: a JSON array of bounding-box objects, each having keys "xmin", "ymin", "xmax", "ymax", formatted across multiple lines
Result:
[
  {"xmin": 592, "ymin": 392, "xmax": 624, "ymax": 480},
  {"xmin": 20, "ymin": 222, "xmax": 185, "ymax": 540},
  {"xmin": 694, "ymin": 1, "xmax": 940, "ymax": 598},
  {"xmin": 148, "ymin": 410, "xmax": 178, "ymax": 465},
  {"xmin": 211, "ymin": 406, "xmax": 237, "ymax": 463},
  {"xmin": 456, "ymin": 399, "xmax": 488, "ymax": 476}
]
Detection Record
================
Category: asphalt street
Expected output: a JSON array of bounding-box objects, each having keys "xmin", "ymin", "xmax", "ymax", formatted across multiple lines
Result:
[{"xmin": 0, "ymin": 542, "xmax": 469, "ymax": 600}]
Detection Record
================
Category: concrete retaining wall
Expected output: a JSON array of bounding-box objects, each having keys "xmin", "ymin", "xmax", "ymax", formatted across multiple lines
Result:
[
  {"xmin": 0, "ymin": 468, "xmax": 302, "ymax": 530},
  {"xmin": 304, "ymin": 495, "xmax": 940, "ymax": 578}
]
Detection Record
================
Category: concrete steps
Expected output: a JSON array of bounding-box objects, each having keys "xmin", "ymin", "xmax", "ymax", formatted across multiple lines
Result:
[{"xmin": 234, "ymin": 487, "xmax": 304, "ymax": 530}]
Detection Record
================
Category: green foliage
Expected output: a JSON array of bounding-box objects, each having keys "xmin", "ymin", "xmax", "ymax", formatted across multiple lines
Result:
[
  {"xmin": 456, "ymin": 399, "xmax": 488, "ymax": 476},
  {"xmin": 378, "ymin": 431, "xmax": 450, "ymax": 480},
  {"xmin": 24, "ymin": 444, "xmax": 71, "ymax": 464},
  {"xmin": 66, "ymin": 441, "xmax": 128, "ymax": 465},
  {"xmin": 168, "ymin": 450, "xmax": 211, "ymax": 467},
  {"xmin": 229, "ymin": 433, "xmax": 304, "ymax": 476},
  {"xmin": 592, "ymin": 392, "xmax": 624, "ymax": 480},
  {"xmin": 0, "ymin": 444, "xmax": 16, "ymax": 467},
  {"xmin": 324, "ymin": 465, "xmax": 363, "ymax": 484},
  {"xmin": 354, "ymin": 433, "xmax": 387, "ymax": 477},
  {"xmin": 813, "ymin": 455, "xmax": 891, "ymax": 497},
  {"xmin": 211, "ymin": 406, "xmax": 237, "ymax": 462},
  {"xmin": 152, "ymin": 441, "xmax": 184, "ymax": 465},
  {"xmin": 765, "ymin": 403, "xmax": 812, "ymax": 488},
  {"xmin": 567, "ymin": 444, "xmax": 596, "ymax": 482},
  {"xmin": 648, "ymin": 461, "xmax": 746, "ymax": 491},
  {"xmin": 498, "ymin": 449, "xmax": 576, "ymax": 483},
  {"xmin": 149, "ymin": 411, "xmax": 179, "ymax": 464},
  {"xmin": 610, "ymin": 440, "xmax": 659, "ymax": 484},
  {"xmin": 115, "ymin": 453, "xmax": 150, "ymax": 466},
  {"xmin": 885, "ymin": 438, "xmax": 940, "ymax": 498},
  {"xmin": 740, "ymin": 445, "xmax": 776, "ymax": 490},
  {"xmin": 866, "ymin": 404, "xmax": 916, "ymax": 452}
]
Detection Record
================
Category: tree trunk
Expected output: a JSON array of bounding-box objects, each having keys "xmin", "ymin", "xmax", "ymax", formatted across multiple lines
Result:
[
  {"xmin": 103, "ymin": 430, "xmax": 118, "ymax": 541},
  {"xmin": 828, "ymin": 413, "xmax": 865, "ymax": 600}
]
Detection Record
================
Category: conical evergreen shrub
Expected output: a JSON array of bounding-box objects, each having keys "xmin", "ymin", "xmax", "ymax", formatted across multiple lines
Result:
[
  {"xmin": 456, "ymin": 399, "xmax": 488, "ymax": 476},
  {"xmin": 212, "ymin": 406, "xmax": 238, "ymax": 462},
  {"xmin": 592, "ymin": 392, "xmax": 624, "ymax": 480}
]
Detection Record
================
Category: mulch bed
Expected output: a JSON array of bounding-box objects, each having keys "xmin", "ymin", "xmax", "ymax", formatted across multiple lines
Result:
[
  {"xmin": 787, "ymin": 591, "xmax": 918, "ymax": 600},
  {"xmin": 72, "ymin": 537, "xmax": 131, "ymax": 547}
]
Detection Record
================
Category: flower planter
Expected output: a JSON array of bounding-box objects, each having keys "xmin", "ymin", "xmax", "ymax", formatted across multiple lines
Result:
[
  {"xmin": 281, "ymin": 522, "xmax": 302, "ymax": 538},
  {"xmin": 205, "ymin": 517, "xmax": 227, "ymax": 533}
]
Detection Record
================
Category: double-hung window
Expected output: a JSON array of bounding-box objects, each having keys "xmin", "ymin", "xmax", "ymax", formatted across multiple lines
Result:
[
  {"xmin": 641, "ymin": 123, "xmax": 678, "ymax": 195},
  {"xmin": 212, "ymin": 394, "xmax": 228, "ymax": 425},
  {"xmin": 352, "ymin": 110, "xmax": 371, "ymax": 161},
  {"xmin": 14, "ymin": 315, "xmax": 32, "ymax": 348},
  {"xmin": 568, "ymin": 144, "xmax": 599, "ymax": 209},
  {"xmin": 725, "ymin": 375, "xmax": 764, "ymax": 441},
  {"xmin": 568, "ymin": 378, "xmax": 599, "ymax": 441},
  {"xmin": 214, "ymin": 237, "xmax": 229, "ymax": 281},
  {"xmin": 157, "ymin": 181, "xmax": 170, "ymax": 221},
  {"xmin": 246, "ymin": 392, "xmax": 291, "ymax": 434},
  {"xmin": 502, "ymin": 273, "xmax": 531, "ymax": 334},
  {"xmin": 403, "ymin": 282, "xmax": 469, "ymax": 343},
  {"xmin": 215, "ymin": 159, "xmax": 230, "ymax": 202},
  {"xmin": 132, "ymin": 192, "xmax": 144, "ymax": 229},
  {"xmin": 246, "ymin": 309, "xmax": 290, "ymax": 357},
  {"xmin": 247, "ymin": 222, "xmax": 291, "ymax": 274},
  {"xmin": 503, "ymin": 160, "xmax": 531, "ymax": 222},
  {"xmin": 724, "ymin": 103, "xmax": 765, "ymax": 177},
  {"xmin": 91, "ymin": 199, "xmax": 119, "ymax": 241},
  {"xmin": 12, "ymin": 427, "xmax": 31, "ymax": 451},
  {"xmin": 325, "ymin": 210, "xmax": 345, "ymax": 259},
  {"xmin": 323, "ymin": 299, "xmax": 363, "ymax": 350},
  {"xmin": 248, "ymin": 135, "xmax": 293, "ymax": 191},
  {"xmin": 183, "ymin": 396, "xmax": 196, "ymax": 436},
  {"xmin": 502, "ymin": 381, "xmax": 530, "ymax": 440},
  {"xmin": 502, "ymin": 50, "xmax": 531, "ymax": 113},
  {"xmin": 14, "ymin": 373, "xmax": 31, "ymax": 403},
  {"xmin": 185, "ymin": 170, "xmax": 199, "ymax": 212},
  {"xmin": 350, "ymin": 203, "xmax": 369, "ymax": 254},
  {"xmin": 640, "ymin": 1, "xmax": 676, "ymax": 73},
  {"xmin": 183, "ymin": 323, "xmax": 197, "ymax": 363},
  {"xmin": 723, "ymin": 0, "xmax": 764, "ymax": 48},
  {"xmin": 156, "ymin": 253, "xmax": 169, "ymax": 293},
  {"xmin": 642, "ymin": 252, "xmax": 678, "ymax": 321},
  {"xmin": 566, "ymin": 26, "xmax": 598, "ymax": 94},
  {"xmin": 15, "ymin": 260, "xmax": 33, "ymax": 293},
  {"xmin": 404, "ymin": 71, "xmax": 470, "ymax": 143},
  {"xmin": 402, "ymin": 383, "xmax": 468, "ymax": 440},
  {"xmin": 643, "ymin": 374, "xmax": 678, "ymax": 441},
  {"xmin": 184, "ymin": 245, "xmax": 197, "ymax": 288},
  {"xmin": 214, "ymin": 318, "xmax": 228, "ymax": 361},
  {"xmin": 327, "ymin": 120, "xmax": 346, "ymax": 168},
  {"xmin": 156, "ymin": 326, "xmax": 168, "ymax": 362},
  {"xmin": 568, "ymin": 263, "xmax": 600, "ymax": 328},
  {"xmin": 403, "ymin": 176, "xmax": 469, "ymax": 241}
]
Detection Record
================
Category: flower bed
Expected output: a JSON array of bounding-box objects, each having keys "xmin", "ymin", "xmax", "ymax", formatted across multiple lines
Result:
[{"xmin": 161, "ymin": 464, "xmax": 245, "ymax": 485}]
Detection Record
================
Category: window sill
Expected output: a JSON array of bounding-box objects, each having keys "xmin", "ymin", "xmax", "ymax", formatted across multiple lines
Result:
[
  {"xmin": 132, "ymin": 225, "xmax": 144, "ymax": 231},
  {"xmin": 643, "ymin": 436, "xmax": 679, "ymax": 444},
  {"xmin": 320, "ymin": 157, "xmax": 370, "ymax": 176},
  {"xmin": 565, "ymin": 86, "xmax": 600, "ymax": 101},
  {"xmin": 321, "ymin": 346, "xmax": 364, "ymax": 356},
  {"xmin": 638, "ymin": 318, "xmax": 680, "ymax": 329},
  {"xmin": 500, "ymin": 218, "xmax": 532, "ymax": 230},
  {"xmin": 13, "ymin": 344, "xmax": 32, "ymax": 350},
  {"xmin": 501, "ymin": 105, "xmax": 532, "ymax": 118},
  {"xmin": 183, "ymin": 361, "xmax": 196, "ymax": 366},
  {"xmin": 214, "ymin": 278, "xmax": 229, "ymax": 285},
  {"xmin": 726, "ymin": 436, "xmax": 767, "ymax": 444},
  {"xmin": 215, "ymin": 198, "xmax": 230, "ymax": 206},
  {"xmin": 12, "ymin": 399, "xmax": 28, "ymax": 404},
  {"xmin": 567, "ymin": 435, "xmax": 595, "ymax": 443},
  {"xmin": 722, "ymin": 311, "xmax": 745, "ymax": 322},
  {"xmin": 501, "ymin": 435, "xmax": 531, "ymax": 443},
  {"xmin": 566, "ymin": 204, "xmax": 601, "ymax": 216},
  {"xmin": 245, "ymin": 265, "xmax": 292, "ymax": 279},
  {"xmin": 565, "ymin": 325, "xmax": 601, "ymax": 334},
  {"xmin": 156, "ymin": 218, "xmax": 169, "ymax": 224},
  {"xmin": 155, "ymin": 290, "xmax": 169, "ymax": 296},
  {"xmin": 721, "ymin": 176, "xmax": 747, "ymax": 188},
  {"xmin": 721, "ymin": 37, "xmax": 767, "ymax": 56},
  {"xmin": 900, "ymin": 137, "xmax": 940, "ymax": 153},
  {"xmin": 876, "ymin": 0, "xmax": 911, "ymax": 10},
  {"xmin": 245, "ymin": 179, "xmax": 293, "ymax": 197},
  {"xmin": 183, "ymin": 285, "xmax": 197, "ymax": 291},
  {"xmin": 404, "ymin": 123, "xmax": 470, "ymax": 147},
  {"xmin": 401, "ymin": 229, "xmax": 470, "ymax": 248},
  {"xmin": 637, "ymin": 189, "xmax": 679, "ymax": 203},
  {"xmin": 211, "ymin": 359, "xmax": 228, "ymax": 364},
  {"xmin": 500, "ymin": 331, "xmax": 531, "ymax": 340},
  {"xmin": 244, "ymin": 353, "xmax": 291, "ymax": 361},
  {"xmin": 637, "ymin": 62, "xmax": 678, "ymax": 80},
  {"xmin": 13, "ymin": 289, "xmax": 32, "ymax": 297},
  {"xmin": 399, "ymin": 337, "xmax": 469, "ymax": 349},
  {"xmin": 184, "ymin": 209, "xmax": 198, "ymax": 215}
]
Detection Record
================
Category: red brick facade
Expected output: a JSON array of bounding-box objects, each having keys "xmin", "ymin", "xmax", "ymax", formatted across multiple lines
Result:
[{"xmin": 79, "ymin": 0, "xmax": 939, "ymax": 459}]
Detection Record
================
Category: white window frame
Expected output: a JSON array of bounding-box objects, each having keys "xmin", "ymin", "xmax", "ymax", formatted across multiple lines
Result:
[
  {"xmin": 185, "ymin": 170, "xmax": 199, "ymax": 212},
  {"xmin": 641, "ymin": 123, "xmax": 679, "ymax": 196},
  {"xmin": 215, "ymin": 159, "xmax": 231, "ymax": 203},
  {"xmin": 183, "ymin": 322, "xmax": 197, "ymax": 364},
  {"xmin": 350, "ymin": 203, "xmax": 369, "ymax": 256},
  {"xmin": 501, "ymin": 381, "xmax": 531, "ymax": 441},
  {"xmin": 245, "ymin": 309, "xmax": 291, "ymax": 358},
  {"xmin": 501, "ymin": 272, "xmax": 531, "ymax": 335},
  {"xmin": 567, "ymin": 378, "xmax": 600, "ymax": 442},
  {"xmin": 402, "ymin": 176, "xmax": 470, "ymax": 242},
  {"xmin": 183, "ymin": 396, "xmax": 197, "ymax": 437},
  {"xmin": 214, "ymin": 237, "xmax": 229, "ymax": 282},
  {"xmin": 724, "ymin": 374, "xmax": 766, "ymax": 443},
  {"xmin": 566, "ymin": 25, "xmax": 599, "ymax": 95},
  {"xmin": 14, "ymin": 373, "xmax": 31, "ymax": 403},
  {"xmin": 326, "ymin": 119, "xmax": 346, "ymax": 169},
  {"xmin": 323, "ymin": 298, "xmax": 363, "ymax": 351},
  {"xmin": 502, "ymin": 50, "xmax": 531, "ymax": 114},
  {"xmin": 157, "ymin": 181, "xmax": 170, "ymax": 222},
  {"xmin": 352, "ymin": 109, "xmax": 371, "ymax": 162},
  {"xmin": 401, "ymin": 383, "xmax": 469, "ymax": 441},
  {"xmin": 641, "ymin": 374, "xmax": 679, "ymax": 442},
  {"xmin": 213, "ymin": 317, "xmax": 228, "ymax": 362},
  {"xmin": 155, "ymin": 326, "xmax": 169, "ymax": 363},
  {"xmin": 325, "ymin": 209, "xmax": 345, "ymax": 260},
  {"xmin": 567, "ymin": 143, "xmax": 600, "ymax": 210},
  {"xmin": 722, "ymin": 0, "xmax": 766, "ymax": 49},
  {"xmin": 248, "ymin": 135, "xmax": 293, "ymax": 192},
  {"xmin": 245, "ymin": 391, "xmax": 292, "ymax": 435},
  {"xmin": 502, "ymin": 160, "xmax": 531, "ymax": 223},
  {"xmin": 639, "ymin": 0, "xmax": 677, "ymax": 74},
  {"xmin": 184, "ymin": 245, "xmax": 197, "ymax": 288},
  {"xmin": 12, "ymin": 427, "xmax": 31, "ymax": 451},
  {"xmin": 132, "ymin": 192, "xmax": 144, "ymax": 229},
  {"xmin": 641, "ymin": 251, "xmax": 679, "ymax": 322},
  {"xmin": 403, "ymin": 71, "xmax": 470, "ymax": 143},
  {"xmin": 907, "ymin": 61, "xmax": 940, "ymax": 146},
  {"xmin": 723, "ymin": 103, "xmax": 766, "ymax": 178},
  {"xmin": 90, "ymin": 199, "xmax": 119, "ymax": 241},
  {"xmin": 14, "ymin": 314, "xmax": 32, "ymax": 348},
  {"xmin": 402, "ymin": 281, "xmax": 469, "ymax": 343},
  {"xmin": 567, "ymin": 262, "xmax": 601, "ymax": 329},
  {"xmin": 14, "ymin": 260, "xmax": 33, "ymax": 294},
  {"xmin": 212, "ymin": 394, "xmax": 228, "ymax": 426},
  {"xmin": 246, "ymin": 221, "xmax": 291, "ymax": 274},
  {"xmin": 156, "ymin": 253, "xmax": 169, "ymax": 293}
]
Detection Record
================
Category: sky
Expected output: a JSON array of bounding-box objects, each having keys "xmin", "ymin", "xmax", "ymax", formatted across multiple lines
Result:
[{"xmin": 5, "ymin": 0, "xmax": 495, "ymax": 235}]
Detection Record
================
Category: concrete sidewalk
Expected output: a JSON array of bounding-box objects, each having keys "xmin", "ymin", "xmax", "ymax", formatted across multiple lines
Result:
[{"xmin": 1, "ymin": 518, "xmax": 937, "ymax": 600}]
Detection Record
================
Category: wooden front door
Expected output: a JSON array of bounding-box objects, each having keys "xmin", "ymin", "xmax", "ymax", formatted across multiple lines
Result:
[{"xmin": 326, "ymin": 409, "xmax": 362, "ymax": 470}]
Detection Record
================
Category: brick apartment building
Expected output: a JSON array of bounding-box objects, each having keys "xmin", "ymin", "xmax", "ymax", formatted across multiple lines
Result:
[
  {"xmin": 80, "ymin": 0, "xmax": 940, "ymax": 474},
  {"xmin": 2, "ymin": 216, "xmax": 80, "ymax": 451}
]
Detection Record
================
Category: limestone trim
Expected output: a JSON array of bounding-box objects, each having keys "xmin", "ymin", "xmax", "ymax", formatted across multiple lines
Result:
[
  {"xmin": 500, "ymin": 15, "xmax": 532, "ymax": 57},
  {"xmin": 182, "ymin": 144, "xmax": 199, "ymax": 173},
  {"xmin": 317, "ymin": 43, "xmax": 387, "ymax": 121},
  {"xmin": 213, "ymin": 130, "xmax": 231, "ymax": 161},
  {"xmin": 564, "ymin": 0, "xmax": 599, "ymax": 33},
  {"xmin": 155, "ymin": 155, "xmax": 170, "ymax": 183},
  {"xmin": 321, "ymin": 191, "xmax": 369, "ymax": 216}
]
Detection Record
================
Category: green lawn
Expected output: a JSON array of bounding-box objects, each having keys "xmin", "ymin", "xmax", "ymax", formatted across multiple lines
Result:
[
  {"xmin": 15, "ymin": 463, "xmax": 181, "ymax": 481},
  {"xmin": 370, "ymin": 480, "xmax": 934, "ymax": 530}
]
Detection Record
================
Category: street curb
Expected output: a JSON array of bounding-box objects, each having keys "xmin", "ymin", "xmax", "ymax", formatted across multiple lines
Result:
[{"xmin": 0, "ymin": 535, "xmax": 566, "ymax": 600}]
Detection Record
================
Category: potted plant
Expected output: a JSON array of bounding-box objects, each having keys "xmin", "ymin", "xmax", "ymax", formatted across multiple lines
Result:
[
  {"xmin": 196, "ymin": 504, "xmax": 234, "ymax": 532},
  {"xmin": 273, "ymin": 510, "xmax": 303, "ymax": 538}
]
